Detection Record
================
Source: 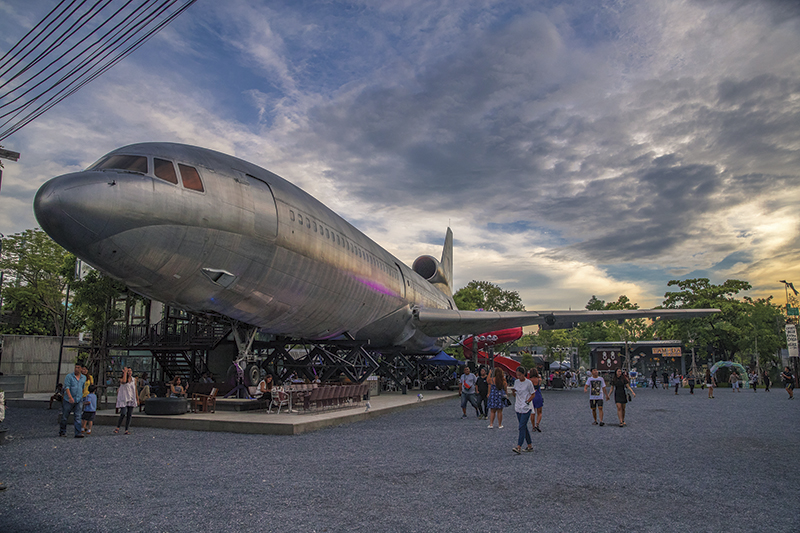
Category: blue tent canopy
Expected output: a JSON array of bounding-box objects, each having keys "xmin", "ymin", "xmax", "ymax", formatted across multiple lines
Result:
[{"xmin": 422, "ymin": 351, "xmax": 463, "ymax": 366}]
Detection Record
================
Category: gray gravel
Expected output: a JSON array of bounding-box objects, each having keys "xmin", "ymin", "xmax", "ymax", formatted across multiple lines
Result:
[{"xmin": 0, "ymin": 386, "xmax": 798, "ymax": 532}]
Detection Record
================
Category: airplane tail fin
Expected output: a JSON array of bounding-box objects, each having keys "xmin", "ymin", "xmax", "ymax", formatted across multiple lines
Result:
[
  {"xmin": 411, "ymin": 227, "xmax": 454, "ymax": 297},
  {"xmin": 440, "ymin": 227, "xmax": 453, "ymax": 295}
]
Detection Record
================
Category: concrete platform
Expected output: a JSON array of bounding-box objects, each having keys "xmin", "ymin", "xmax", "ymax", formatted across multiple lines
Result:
[{"xmin": 13, "ymin": 390, "xmax": 458, "ymax": 435}]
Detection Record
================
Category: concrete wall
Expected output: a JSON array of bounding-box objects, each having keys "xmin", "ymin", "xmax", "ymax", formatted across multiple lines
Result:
[{"xmin": 0, "ymin": 335, "xmax": 79, "ymax": 393}]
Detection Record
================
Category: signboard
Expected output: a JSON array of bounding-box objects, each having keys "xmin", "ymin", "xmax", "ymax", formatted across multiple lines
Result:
[
  {"xmin": 597, "ymin": 350, "xmax": 621, "ymax": 371},
  {"xmin": 652, "ymin": 347, "xmax": 682, "ymax": 357},
  {"xmin": 787, "ymin": 324, "xmax": 799, "ymax": 358},
  {"xmin": 787, "ymin": 307, "xmax": 799, "ymax": 316}
]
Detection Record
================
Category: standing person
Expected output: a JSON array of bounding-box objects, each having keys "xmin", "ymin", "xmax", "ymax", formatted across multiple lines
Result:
[
  {"xmin": 459, "ymin": 366, "xmax": 480, "ymax": 419},
  {"xmin": 528, "ymin": 369, "xmax": 544, "ymax": 432},
  {"xmin": 80, "ymin": 365, "xmax": 94, "ymax": 399},
  {"xmin": 672, "ymin": 371, "xmax": 680, "ymax": 395},
  {"xmin": 781, "ymin": 367, "xmax": 795, "ymax": 399},
  {"xmin": 511, "ymin": 367, "xmax": 534, "ymax": 454},
  {"xmin": 730, "ymin": 371, "xmax": 740, "ymax": 392},
  {"xmin": 749, "ymin": 371, "xmax": 758, "ymax": 392},
  {"xmin": 687, "ymin": 372, "xmax": 696, "ymax": 395},
  {"xmin": 476, "ymin": 368, "xmax": 489, "ymax": 420},
  {"xmin": 705, "ymin": 369, "xmax": 716, "ymax": 398},
  {"xmin": 81, "ymin": 385, "xmax": 97, "ymax": 436},
  {"xmin": 607, "ymin": 368, "xmax": 635, "ymax": 427},
  {"xmin": 651, "ymin": 370, "xmax": 658, "ymax": 389},
  {"xmin": 584, "ymin": 368, "xmax": 607, "ymax": 426},
  {"xmin": 114, "ymin": 367, "xmax": 138, "ymax": 435},
  {"xmin": 763, "ymin": 370, "xmax": 771, "ymax": 392},
  {"xmin": 486, "ymin": 368, "xmax": 506, "ymax": 429},
  {"xmin": 662, "ymin": 371, "xmax": 669, "ymax": 390},
  {"xmin": 59, "ymin": 363, "xmax": 87, "ymax": 438}
]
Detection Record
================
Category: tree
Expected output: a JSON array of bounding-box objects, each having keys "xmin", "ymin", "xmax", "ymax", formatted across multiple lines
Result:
[
  {"xmin": 453, "ymin": 281, "xmax": 525, "ymax": 312},
  {"xmin": 0, "ymin": 229, "xmax": 72, "ymax": 335},
  {"xmin": 70, "ymin": 269, "xmax": 127, "ymax": 342},
  {"xmin": 656, "ymin": 278, "xmax": 753, "ymax": 362},
  {"xmin": 735, "ymin": 296, "xmax": 786, "ymax": 371}
]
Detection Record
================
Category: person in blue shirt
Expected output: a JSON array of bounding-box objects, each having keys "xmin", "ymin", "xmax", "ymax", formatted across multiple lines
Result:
[
  {"xmin": 81, "ymin": 385, "xmax": 98, "ymax": 436},
  {"xmin": 60, "ymin": 363, "xmax": 87, "ymax": 438}
]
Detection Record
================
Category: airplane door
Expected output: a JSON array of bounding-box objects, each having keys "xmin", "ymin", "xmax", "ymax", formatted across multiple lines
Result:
[
  {"xmin": 231, "ymin": 171, "xmax": 277, "ymax": 239},
  {"xmin": 395, "ymin": 262, "xmax": 407, "ymax": 299},
  {"xmin": 246, "ymin": 174, "xmax": 278, "ymax": 239}
]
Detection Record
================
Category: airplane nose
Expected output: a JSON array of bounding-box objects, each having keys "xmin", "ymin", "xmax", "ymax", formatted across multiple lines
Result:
[{"xmin": 34, "ymin": 172, "xmax": 111, "ymax": 252}]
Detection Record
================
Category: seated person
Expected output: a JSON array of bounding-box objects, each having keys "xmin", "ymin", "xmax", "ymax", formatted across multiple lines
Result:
[
  {"xmin": 169, "ymin": 376, "xmax": 188, "ymax": 398},
  {"xmin": 138, "ymin": 372, "xmax": 155, "ymax": 404},
  {"xmin": 200, "ymin": 372, "xmax": 214, "ymax": 384},
  {"xmin": 49, "ymin": 383, "xmax": 64, "ymax": 409},
  {"xmin": 255, "ymin": 374, "xmax": 274, "ymax": 401}
]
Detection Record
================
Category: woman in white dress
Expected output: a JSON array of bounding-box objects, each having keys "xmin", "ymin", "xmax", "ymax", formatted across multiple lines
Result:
[{"xmin": 114, "ymin": 367, "xmax": 137, "ymax": 435}]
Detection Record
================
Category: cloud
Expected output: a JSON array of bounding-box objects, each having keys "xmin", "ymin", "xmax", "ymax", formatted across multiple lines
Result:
[{"xmin": 1, "ymin": 0, "xmax": 799, "ymax": 311}]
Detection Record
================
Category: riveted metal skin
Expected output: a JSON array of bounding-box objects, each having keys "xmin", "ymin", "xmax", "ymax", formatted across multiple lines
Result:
[{"xmin": 35, "ymin": 143, "xmax": 455, "ymax": 352}]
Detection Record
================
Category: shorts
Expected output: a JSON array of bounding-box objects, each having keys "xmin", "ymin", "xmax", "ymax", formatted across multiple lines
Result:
[
  {"xmin": 732, "ymin": 382, "xmax": 739, "ymax": 389},
  {"xmin": 786, "ymin": 382, "xmax": 795, "ymax": 390},
  {"xmin": 589, "ymin": 399, "xmax": 603, "ymax": 408},
  {"xmin": 82, "ymin": 411, "xmax": 96, "ymax": 422}
]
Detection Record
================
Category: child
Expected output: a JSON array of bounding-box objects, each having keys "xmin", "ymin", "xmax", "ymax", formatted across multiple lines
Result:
[{"xmin": 82, "ymin": 385, "xmax": 98, "ymax": 436}]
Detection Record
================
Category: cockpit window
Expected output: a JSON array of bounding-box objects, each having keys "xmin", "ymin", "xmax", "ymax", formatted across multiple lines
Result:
[
  {"xmin": 91, "ymin": 154, "xmax": 148, "ymax": 174},
  {"xmin": 154, "ymin": 158, "xmax": 178, "ymax": 184},
  {"xmin": 178, "ymin": 164, "xmax": 204, "ymax": 192}
]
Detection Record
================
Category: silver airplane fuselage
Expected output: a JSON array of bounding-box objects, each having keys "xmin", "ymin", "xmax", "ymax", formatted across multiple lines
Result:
[{"xmin": 35, "ymin": 143, "xmax": 456, "ymax": 352}]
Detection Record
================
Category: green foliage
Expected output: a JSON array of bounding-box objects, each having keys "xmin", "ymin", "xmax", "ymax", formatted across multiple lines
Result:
[
  {"xmin": 454, "ymin": 280, "xmax": 525, "ymax": 312},
  {"xmin": 0, "ymin": 229, "xmax": 71, "ymax": 335},
  {"xmin": 520, "ymin": 352, "xmax": 535, "ymax": 370},
  {"xmin": 70, "ymin": 269, "xmax": 126, "ymax": 340},
  {"xmin": 655, "ymin": 278, "xmax": 755, "ymax": 361}
]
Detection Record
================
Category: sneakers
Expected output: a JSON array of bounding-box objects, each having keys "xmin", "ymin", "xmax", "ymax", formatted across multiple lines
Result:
[
  {"xmin": 592, "ymin": 421, "xmax": 598, "ymax": 425},
  {"xmin": 512, "ymin": 446, "xmax": 521, "ymax": 455},
  {"xmin": 487, "ymin": 425, "xmax": 494, "ymax": 429},
  {"xmin": 461, "ymin": 414, "xmax": 467, "ymax": 419},
  {"xmin": 523, "ymin": 447, "xmax": 534, "ymax": 453},
  {"xmin": 599, "ymin": 422, "xmax": 605, "ymax": 426},
  {"xmin": 498, "ymin": 425, "xmax": 504, "ymax": 429},
  {"xmin": 74, "ymin": 434, "xmax": 84, "ymax": 439}
]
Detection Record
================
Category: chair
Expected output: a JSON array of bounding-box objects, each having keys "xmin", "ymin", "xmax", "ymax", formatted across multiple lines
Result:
[
  {"xmin": 304, "ymin": 386, "xmax": 323, "ymax": 411},
  {"xmin": 190, "ymin": 388, "xmax": 218, "ymax": 413},
  {"xmin": 268, "ymin": 390, "xmax": 290, "ymax": 414}
]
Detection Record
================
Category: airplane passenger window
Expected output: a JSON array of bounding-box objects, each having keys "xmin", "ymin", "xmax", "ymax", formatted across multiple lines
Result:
[
  {"xmin": 313, "ymin": 222, "xmax": 317, "ymax": 232},
  {"xmin": 306, "ymin": 219, "xmax": 310, "ymax": 228},
  {"xmin": 325, "ymin": 229, "xmax": 329, "ymax": 238},
  {"xmin": 336, "ymin": 235, "xmax": 340, "ymax": 245},
  {"xmin": 154, "ymin": 158, "xmax": 178, "ymax": 184},
  {"xmin": 298, "ymin": 214, "xmax": 303, "ymax": 224},
  {"xmin": 178, "ymin": 164, "xmax": 204, "ymax": 192},
  {"xmin": 290, "ymin": 210, "xmax": 295, "ymax": 221},
  {"xmin": 91, "ymin": 154, "xmax": 148, "ymax": 174}
]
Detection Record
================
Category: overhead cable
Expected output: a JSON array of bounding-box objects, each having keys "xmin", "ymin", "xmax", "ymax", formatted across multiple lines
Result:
[{"xmin": 0, "ymin": 0, "xmax": 197, "ymax": 142}]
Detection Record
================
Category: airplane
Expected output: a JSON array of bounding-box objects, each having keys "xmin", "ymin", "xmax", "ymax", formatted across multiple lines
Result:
[{"xmin": 33, "ymin": 142, "xmax": 719, "ymax": 369}]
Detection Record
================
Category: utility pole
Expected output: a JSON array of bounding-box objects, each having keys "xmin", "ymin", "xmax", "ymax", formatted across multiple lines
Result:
[{"xmin": 0, "ymin": 147, "xmax": 21, "ymax": 193}]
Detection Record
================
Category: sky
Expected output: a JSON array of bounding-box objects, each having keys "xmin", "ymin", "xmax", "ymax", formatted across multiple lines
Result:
[{"xmin": 1, "ymin": 0, "xmax": 799, "ymax": 311}]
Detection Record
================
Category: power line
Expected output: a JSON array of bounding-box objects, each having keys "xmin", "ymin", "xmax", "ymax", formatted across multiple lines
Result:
[{"xmin": 0, "ymin": 0, "xmax": 197, "ymax": 143}]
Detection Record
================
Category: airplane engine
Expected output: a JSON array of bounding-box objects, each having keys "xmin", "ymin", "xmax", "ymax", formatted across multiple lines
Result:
[{"xmin": 412, "ymin": 255, "xmax": 448, "ymax": 285}]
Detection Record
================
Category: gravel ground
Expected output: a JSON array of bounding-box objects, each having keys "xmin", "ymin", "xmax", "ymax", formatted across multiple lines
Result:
[{"xmin": 0, "ymin": 386, "xmax": 798, "ymax": 532}]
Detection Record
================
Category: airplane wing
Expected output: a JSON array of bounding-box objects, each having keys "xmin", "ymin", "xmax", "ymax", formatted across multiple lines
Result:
[{"xmin": 412, "ymin": 307, "xmax": 720, "ymax": 338}]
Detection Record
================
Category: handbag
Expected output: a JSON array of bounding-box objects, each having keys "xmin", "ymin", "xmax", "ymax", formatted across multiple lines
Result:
[
  {"xmin": 626, "ymin": 389, "xmax": 632, "ymax": 402},
  {"xmin": 502, "ymin": 397, "xmax": 511, "ymax": 407}
]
